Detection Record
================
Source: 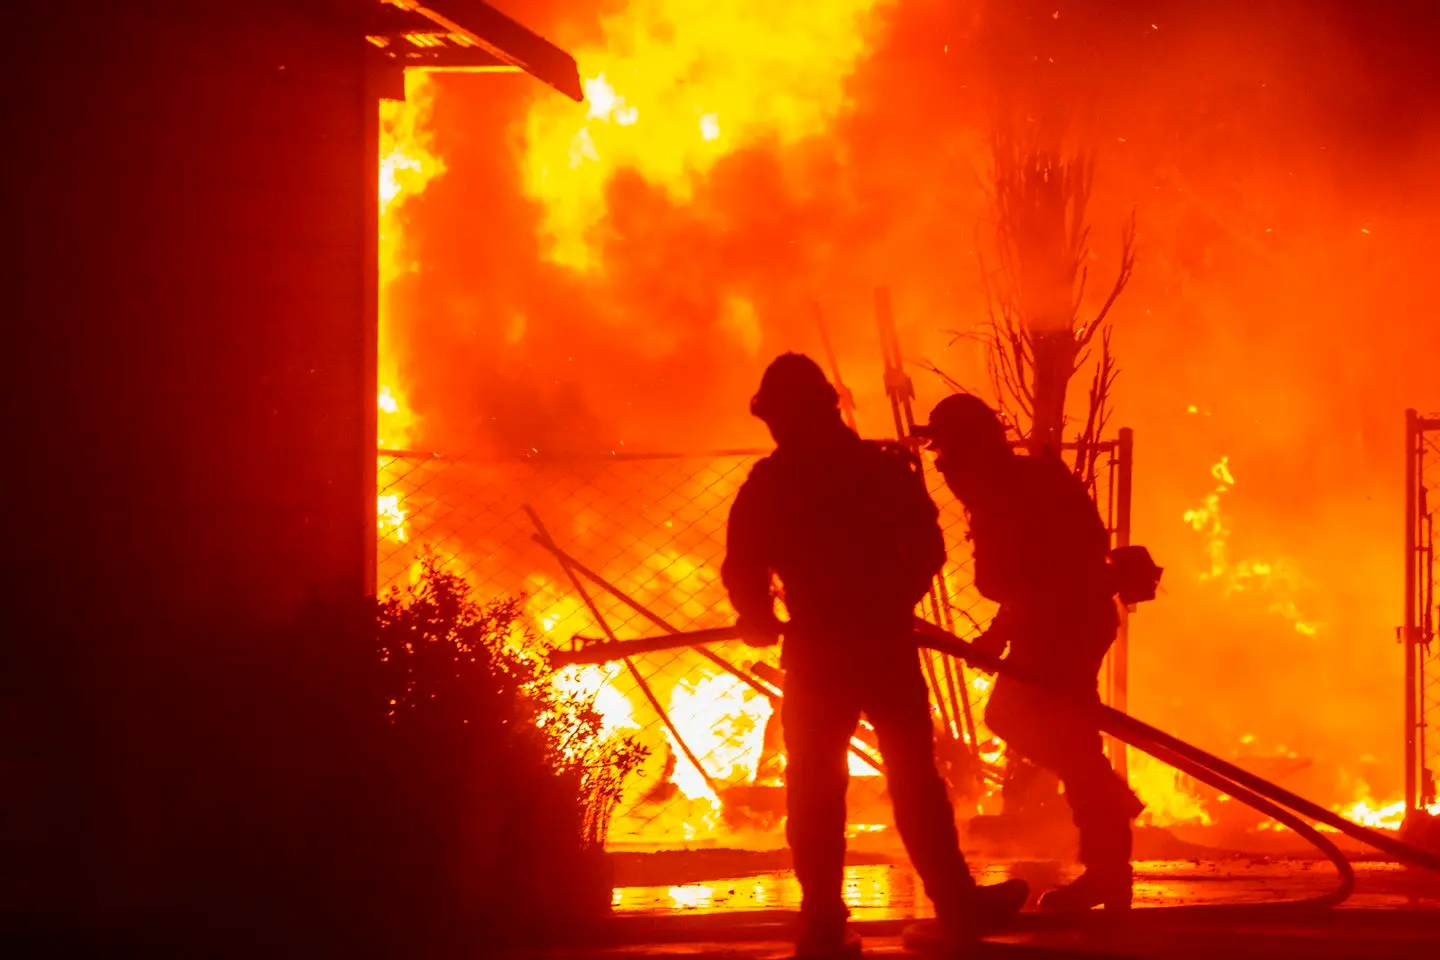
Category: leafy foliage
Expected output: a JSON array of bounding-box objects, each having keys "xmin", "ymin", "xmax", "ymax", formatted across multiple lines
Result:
[{"xmin": 375, "ymin": 551, "xmax": 646, "ymax": 932}]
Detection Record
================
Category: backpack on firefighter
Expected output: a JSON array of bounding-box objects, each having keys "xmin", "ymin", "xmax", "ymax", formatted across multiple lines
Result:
[{"xmin": 870, "ymin": 439, "xmax": 948, "ymax": 609}]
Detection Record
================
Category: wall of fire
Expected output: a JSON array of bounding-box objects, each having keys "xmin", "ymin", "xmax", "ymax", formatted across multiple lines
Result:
[{"xmin": 373, "ymin": 2, "xmax": 1440, "ymax": 849}]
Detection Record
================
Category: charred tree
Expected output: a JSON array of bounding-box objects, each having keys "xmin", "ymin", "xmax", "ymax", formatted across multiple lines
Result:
[
  {"xmin": 983, "ymin": 133, "xmax": 1135, "ymax": 479},
  {"xmin": 964, "ymin": 0, "xmax": 1138, "ymax": 488}
]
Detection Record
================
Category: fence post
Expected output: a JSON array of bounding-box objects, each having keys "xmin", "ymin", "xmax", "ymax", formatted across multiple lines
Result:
[
  {"xmin": 1110, "ymin": 428, "xmax": 1134, "ymax": 782},
  {"xmin": 1406, "ymin": 408, "xmax": 1419, "ymax": 822},
  {"xmin": 363, "ymin": 80, "xmax": 383, "ymax": 600}
]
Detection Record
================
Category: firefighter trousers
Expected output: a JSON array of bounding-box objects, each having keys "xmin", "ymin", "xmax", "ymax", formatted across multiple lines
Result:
[
  {"xmin": 782, "ymin": 648, "xmax": 974, "ymax": 928},
  {"xmin": 986, "ymin": 675, "xmax": 1142, "ymax": 875}
]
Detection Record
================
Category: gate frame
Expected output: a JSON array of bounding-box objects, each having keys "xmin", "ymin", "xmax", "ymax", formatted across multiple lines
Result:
[{"xmin": 1405, "ymin": 409, "xmax": 1440, "ymax": 821}]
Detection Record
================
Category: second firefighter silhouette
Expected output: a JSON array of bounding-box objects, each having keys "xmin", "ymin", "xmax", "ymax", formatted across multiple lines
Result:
[
  {"xmin": 722, "ymin": 354, "xmax": 1026, "ymax": 957},
  {"xmin": 916, "ymin": 393, "xmax": 1144, "ymax": 912}
]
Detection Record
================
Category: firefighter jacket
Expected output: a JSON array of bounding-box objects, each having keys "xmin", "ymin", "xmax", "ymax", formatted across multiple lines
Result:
[
  {"xmin": 722, "ymin": 423, "xmax": 945, "ymax": 661},
  {"xmin": 962, "ymin": 450, "xmax": 1118, "ymax": 686}
]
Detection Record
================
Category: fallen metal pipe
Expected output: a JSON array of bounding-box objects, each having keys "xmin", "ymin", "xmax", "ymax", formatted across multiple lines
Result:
[
  {"xmin": 552, "ymin": 619, "xmax": 1440, "ymax": 878},
  {"xmin": 526, "ymin": 506, "xmax": 723, "ymax": 796},
  {"xmin": 551, "ymin": 625, "xmax": 744, "ymax": 666}
]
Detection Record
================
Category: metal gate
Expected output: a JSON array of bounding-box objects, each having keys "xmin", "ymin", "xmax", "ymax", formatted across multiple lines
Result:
[{"xmin": 1405, "ymin": 409, "xmax": 1440, "ymax": 820}]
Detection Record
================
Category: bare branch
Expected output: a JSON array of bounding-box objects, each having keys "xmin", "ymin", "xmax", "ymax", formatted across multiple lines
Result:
[
  {"xmin": 979, "ymin": 131, "xmax": 1135, "ymax": 449},
  {"xmin": 919, "ymin": 359, "xmax": 982, "ymax": 397},
  {"xmin": 1072, "ymin": 263, "xmax": 1090, "ymax": 325},
  {"xmin": 1072, "ymin": 327, "xmax": 1116, "ymax": 485},
  {"xmin": 1080, "ymin": 209, "xmax": 1138, "ymax": 344}
]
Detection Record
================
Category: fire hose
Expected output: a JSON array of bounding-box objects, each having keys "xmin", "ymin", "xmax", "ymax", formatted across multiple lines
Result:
[{"xmin": 553, "ymin": 619, "xmax": 1440, "ymax": 914}]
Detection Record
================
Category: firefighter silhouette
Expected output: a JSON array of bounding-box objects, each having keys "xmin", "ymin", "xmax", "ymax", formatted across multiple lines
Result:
[
  {"xmin": 721, "ymin": 354, "xmax": 1027, "ymax": 957},
  {"xmin": 917, "ymin": 393, "xmax": 1144, "ymax": 912}
]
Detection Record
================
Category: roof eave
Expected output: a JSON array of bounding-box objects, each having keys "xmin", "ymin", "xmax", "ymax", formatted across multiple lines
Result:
[{"xmin": 381, "ymin": 0, "xmax": 583, "ymax": 102}]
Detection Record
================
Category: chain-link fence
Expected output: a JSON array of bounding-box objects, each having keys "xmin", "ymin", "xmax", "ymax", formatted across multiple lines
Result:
[
  {"xmin": 1406, "ymin": 410, "xmax": 1440, "ymax": 819},
  {"xmin": 377, "ymin": 437, "xmax": 1131, "ymax": 850}
]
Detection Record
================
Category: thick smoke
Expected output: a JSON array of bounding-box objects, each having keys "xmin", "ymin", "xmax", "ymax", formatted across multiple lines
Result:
[{"xmin": 387, "ymin": 0, "xmax": 1440, "ymax": 810}]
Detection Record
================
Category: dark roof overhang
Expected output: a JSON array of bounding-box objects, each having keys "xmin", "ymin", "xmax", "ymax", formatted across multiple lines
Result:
[{"xmin": 367, "ymin": 0, "xmax": 582, "ymax": 101}]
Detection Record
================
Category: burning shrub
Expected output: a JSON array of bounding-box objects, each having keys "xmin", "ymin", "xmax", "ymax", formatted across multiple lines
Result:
[{"xmin": 376, "ymin": 552, "xmax": 646, "ymax": 940}]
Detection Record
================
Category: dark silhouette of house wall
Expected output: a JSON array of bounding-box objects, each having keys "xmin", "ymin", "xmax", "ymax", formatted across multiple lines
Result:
[
  {"xmin": 0, "ymin": 0, "xmax": 576, "ymax": 944},
  {"xmin": 5, "ymin": 0, "xmax": 378, "ymax": 938}
]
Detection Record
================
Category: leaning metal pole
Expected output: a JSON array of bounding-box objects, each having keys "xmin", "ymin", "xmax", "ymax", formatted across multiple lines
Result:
[
  {"xmin": 813, "ymin": 302, "xmax": 859, "ymax": 434},
  {"xmin": 873, "ymin": 286, "xmax": 979, "ymax": 757},
  {"xmin": 526, "ymin": 506, "xmax": 722, "ymax": 796}
]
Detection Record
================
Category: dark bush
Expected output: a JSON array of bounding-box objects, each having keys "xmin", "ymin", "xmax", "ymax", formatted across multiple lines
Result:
[{"xmin": 375, "ymin": 553, "xmax": 645, "ymax": 947}]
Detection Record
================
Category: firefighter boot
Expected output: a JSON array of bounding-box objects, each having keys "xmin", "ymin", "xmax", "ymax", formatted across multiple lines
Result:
[
  {"xmin": 793, "ymin": 920, "xmax": 862, "ymax": 960},
  {"xmin": 902, "ymin": 878, "xmax": 1030, "ymax": 951},
  {"xmin": 1041, "ymin": 765, "xmax": 1139, "ymax": 914},
  {"xmin": 1040, "ymin": 809, "xmax": 1134, "ymax": 913},
  {"xmin": 1037, "ymin": 864, "xmax": 1133, "ymax": 912}
]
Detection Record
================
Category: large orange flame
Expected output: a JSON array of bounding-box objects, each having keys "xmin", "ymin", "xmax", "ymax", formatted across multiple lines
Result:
[
  {"xmin": 376, "ymin": 73, "xmax": 447, "ymax": 542},
  {"xmin": 378, "ymin": 72, "xmax": 446, "ymax": 450},
  {"xmin": 370, "ymin": 6, "xmax": 1439, "ymax": 850},
  {"xmin": 518, "ymin": 0, "xmax": 896, "ymax": 271}
]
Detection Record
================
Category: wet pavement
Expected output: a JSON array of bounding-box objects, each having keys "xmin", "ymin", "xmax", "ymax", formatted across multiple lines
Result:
[
  {"xmin": 613, "ymin": 859, "xmax": 1440, "ymax": 916},
  {"xmin": 531, "ymin": 918, "xmax": 1440, "ymax": 960},
  {"xmin": 527, "ymin": 859, "xmax": 1440, "ymax": 959}
]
